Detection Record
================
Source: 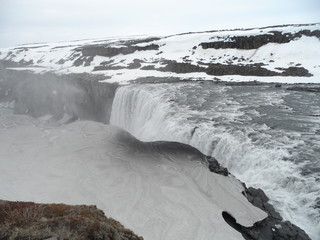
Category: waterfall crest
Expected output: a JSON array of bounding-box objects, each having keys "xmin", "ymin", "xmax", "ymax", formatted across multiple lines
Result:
[{"xmin": 110, "ymin": 83, "xmax": 320, "ymax": 240}]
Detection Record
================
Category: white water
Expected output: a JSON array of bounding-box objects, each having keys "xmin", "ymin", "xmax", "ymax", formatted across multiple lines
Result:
[
  {"xmin": 0, "ymin": 110, "xmax": 268, "ymax": 240},
  {"xmin": 110, "ymin": 83, "xmax": 320, "ymax": 240}
]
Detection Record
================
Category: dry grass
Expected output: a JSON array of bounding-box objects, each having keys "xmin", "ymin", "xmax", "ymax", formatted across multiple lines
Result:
[{"xmin": 0, "ymin": 200, "xmax": 143, "ymax": 240}]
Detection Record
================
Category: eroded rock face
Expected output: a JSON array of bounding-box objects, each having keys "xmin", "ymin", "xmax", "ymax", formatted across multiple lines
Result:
[
  {"xmin": 207, "ymin": 155, "xmax": 311, "ymax": 240},
  {"xmin": 78, "ymin": 44, "xmax": 159, "ymax": 58},
  {"xmin": 158, "ymin": 60, "xmax": 206, "ymax": 73},
  {"xmin": 207, "ymin": 156, "xmax": 229, "ymax": 176},
  {"xmin": 0, "ymin": 63, "xmax": 118, "ymax": 123},
  {"xmin": 239, "ymin": 187, "xmax": 310, "ymax": 240},
  {"xmin": 0, "ymin": 200, "xmax": 144, "ymax": 240},
  {"xmin": 287, "ymin": 86, "xmax": 320, "ymax": 92},
  {"xmin": 70, "ymin": 37, "xmax": 160, "ymax": 67},
  {"xmin": 205, "ymin": 64, "xmax": 279, "ymax": 76},
  {"xmin": 200, "ymin": 30, "xmax": 320, "ymax": 50},
  {"xmin": 156, "ymin": 60, "xmax": 312, "ymax": 77}
]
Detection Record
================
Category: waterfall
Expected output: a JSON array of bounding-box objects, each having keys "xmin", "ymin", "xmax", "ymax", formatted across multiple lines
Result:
[
  {"xmin": 110, "ymin": 84, "xmax": 194, "ymax": 144},
  {"xmin": 110, "ymin": 83, "xmax": 320, "ymax": 239}
]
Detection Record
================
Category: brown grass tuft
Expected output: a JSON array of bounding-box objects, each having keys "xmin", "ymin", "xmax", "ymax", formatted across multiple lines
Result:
[{"xmin": 0, "ymin": 200, "xmax": 143, "ymax": 240}]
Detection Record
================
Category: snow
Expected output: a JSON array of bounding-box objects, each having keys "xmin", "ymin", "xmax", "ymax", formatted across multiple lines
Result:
[
  {"xmin": 6, "ymin": 67, "xmax": 48, "ymax": 74},
  {"xmin": 0, "ymin": 24, "xmax": 319, "ymax": 84},
  {"xmin": 0, "ymin": 114, "xmax": 267, "ymax": 240}
]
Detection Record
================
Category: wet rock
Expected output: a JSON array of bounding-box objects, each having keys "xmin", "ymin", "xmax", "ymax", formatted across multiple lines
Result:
[
  {"xmin": 205, "ymin": 156, "xmax": 311, "ymax": 240},
  {"xmin": 263, "ymin": 202, "xmax": 282, "ymax": 221},
  {"xmin": 272, "ymin": 221, "xmax": 311, "ymax": 240},
  {"xmin": 239, "ymin": 187, "xmax": 311, "ymax": 240},
  {"xmin": 206, "ymin": 156, "xmax": 229, "ymax": 176},
  {"xmin": 246, "ymin": 187, "xmax": 269, "ymax": 203}
]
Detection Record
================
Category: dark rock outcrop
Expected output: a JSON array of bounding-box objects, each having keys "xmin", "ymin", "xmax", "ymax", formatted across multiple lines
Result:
[
  {"xmin": 225, "ymin": 81, "xmax": 262, "ymax": 86},
  {"xmin": 200, "ymin": 30, "xmax": 320, "ymax": 50},
  {"xmin": 206, "ymin": 64, "xmax": 279, "ymax": 76},
  {"xmin": 234, "ymin": 184, "xmax": 310, "ymax": 239},
  {"xmin": 73, "ymin": 37, "xmax": 160, "ymax": 67},
  {"xmin": 279, "ymin": 67, "xmax": 313, "ymax": 77},
  {"xmin": 94, "ymin": 59, "xmax": 143, "ymax": 71},
  {"xmin": 0, "ymin": 200, "xmax": 143, "ymax": 240},
  {"xmin": 158, "ymin": 60, "xmax": 206, "ymax": 73},
  {"xmin": 127, "ymin": 59, "xmax": 143, "ymax": 69},
  {"xmin": 73, "ymin": 56, "xmax": 94, "ymax": 67},
  {"xmin": 140, "ymin": 65, "xmax": 155, "ymax": 70},
  {"xmin": 157, "ymin": 60, "xmax": 312, "ymax": 77},
  {"xmin": 287, "ymin": 86, "xmax": 320, "ymax": 93},
  {"xmin": 77, "ymin": 44, "xmax": 159, "ymax": 58},
  {"xmin": 93, "ymin": 65, "xmax": 124, "ymax": 71},
  {"xmin": 206, "ymin": 64, "xmax": 312, "ymax": 77},
  {"xmin": 207, "ymin": 156, "xmax": 229, "ymax": 176},
  {"xmin": 207, "ymin": 155, "xmax": 311, "ymax": 240}
]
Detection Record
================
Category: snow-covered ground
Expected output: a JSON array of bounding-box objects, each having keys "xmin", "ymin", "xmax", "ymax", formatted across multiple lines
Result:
[
  {"xmin": 1, "ymin": 23, "xmax": 319, "ymax": 239},
  {"xmin": 0, "ymin": 23, "xmax": 319, "ymax": 84},
  {"xmin": 0, "ymin": 112, "xmax": 267, "ymax": 240}
]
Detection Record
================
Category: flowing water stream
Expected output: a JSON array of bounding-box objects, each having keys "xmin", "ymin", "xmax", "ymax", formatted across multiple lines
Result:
[{"xmin": 110, "ymin": 82, "xmax": 320, "ymax": 239}]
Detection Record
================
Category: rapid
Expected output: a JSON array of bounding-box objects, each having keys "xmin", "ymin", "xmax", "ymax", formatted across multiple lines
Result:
[{"xmin": 110, "ymin": 82, "xmax": 320, "ymax": 239}]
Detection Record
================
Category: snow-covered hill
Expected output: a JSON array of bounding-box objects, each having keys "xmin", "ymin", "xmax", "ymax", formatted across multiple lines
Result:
[
  {"xmin": 0, "ymin": 23, "xmax": 320, "ymax": 84},
  {"xmin": 0, "ymin": 24, "xmax": 319, "ymax": 240}
]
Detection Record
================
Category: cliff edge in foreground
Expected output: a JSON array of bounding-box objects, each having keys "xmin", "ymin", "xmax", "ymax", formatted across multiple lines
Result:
[{"xmin": 0, "ymin": 200, "xmax": 143, "ymax": 240}]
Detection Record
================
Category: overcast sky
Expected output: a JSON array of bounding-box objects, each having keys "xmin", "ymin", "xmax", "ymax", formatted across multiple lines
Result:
[{"xmin": 0, "ymin": 0, "xmax": 319, "ymax": 48}]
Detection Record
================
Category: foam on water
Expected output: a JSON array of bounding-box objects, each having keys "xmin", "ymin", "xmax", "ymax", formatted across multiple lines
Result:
[{"xmin": 110, "ymin": 83, "xmax": 320, "ymax": 240}]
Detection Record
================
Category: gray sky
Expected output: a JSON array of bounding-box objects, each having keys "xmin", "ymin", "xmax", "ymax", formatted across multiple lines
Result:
[{"xmin": 0, "ymin": 0, "xmax": 319, "ymax": 48}]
